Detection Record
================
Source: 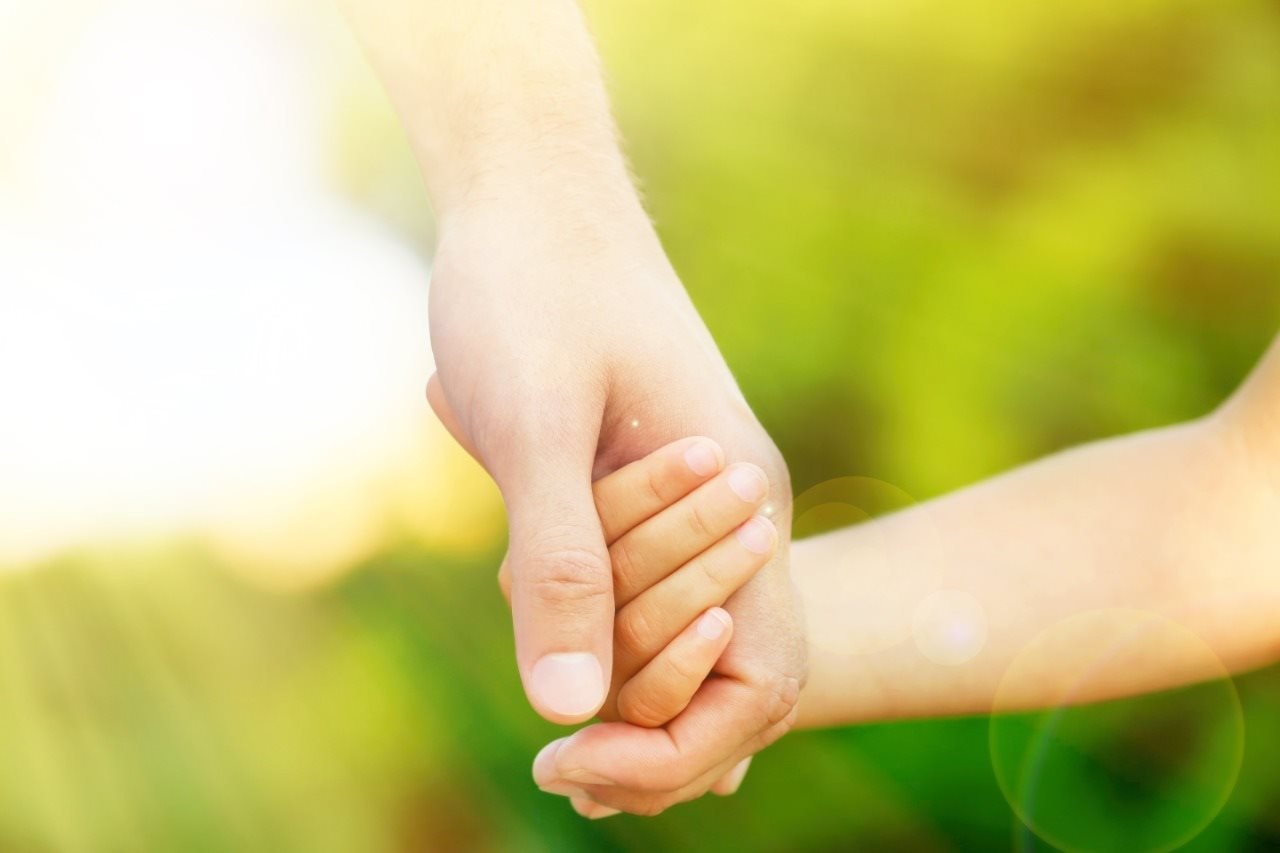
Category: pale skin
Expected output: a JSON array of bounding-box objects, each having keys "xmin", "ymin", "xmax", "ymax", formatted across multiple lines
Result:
[
  {"xmin": 534, "ymin": 335, "xmax": 1279, "ymax": 816},
  {"xmin": 791, "ymin": 333, "xmax": 1280, "ymax": 728},
  {"xmin": 529, "ymin": 437, "xmax": 780, "ymax": 819},
  {"xmin": 431, "ymin": 406, "xmax": 781, "ymax": 816},
  {"xmin": 342, "ymin": 0, "xmax": 804, "ymax": 814},
  {"xmin": 341, "ymin": 0, "xmax": 1279, "ymax": 819},
  {"xmin": 513, "ymin": 436, "xmax": 779, "ymax": 731}
]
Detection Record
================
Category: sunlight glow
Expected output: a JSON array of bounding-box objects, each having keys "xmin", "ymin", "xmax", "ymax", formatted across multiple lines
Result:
[{"xmin": 0, "ymin": 1, "xmax": 497, "ymax": 579}]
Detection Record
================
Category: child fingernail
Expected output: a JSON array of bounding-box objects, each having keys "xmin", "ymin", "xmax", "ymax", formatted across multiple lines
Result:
[
  {"xmin": 735, "ymin": 516, "xmax": 776, "ymax": 554},
  {"xmin": 684, "ymin": 440, "xmax": 721, "ymax": 476},
  {"xmin": 696, "ymin": 607, "xmax": 731, "ymax": 640},
  {"xmin": 727, "ymin": 465, "xmax": 767, "ymax": 502}
]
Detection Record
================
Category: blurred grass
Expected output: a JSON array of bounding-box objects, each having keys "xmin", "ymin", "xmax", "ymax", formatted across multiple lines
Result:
[
  {"xmin": 7, "ymin": 551, "xmax": 1280, "ymax": 851},
  {"xmin": 7, "ymin": 0, "xmax": 1280, "ymax": 849}
]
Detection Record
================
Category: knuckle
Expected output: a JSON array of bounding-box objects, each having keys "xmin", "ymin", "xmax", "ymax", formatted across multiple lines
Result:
[
  {"xmin": 685, "ymin": 502, "xmax": 714, "ymax": 540},
  {"xmin": 661, "ymin": 645, "xmax": 702, "ymax": 688},
  {"xmin": 643, "ymin": 465, "xmax": 667, "ymax": 507},
  {"xmin": 523, "ymin": 543, "xmax": 611, "ymax": 608},
  {"xmin": 614, "ymin": 606, "xmax": 656, "ymax": 661},
  {"xmin": 608, "ymin": 540, "xmax": 639, "ymax": 592},
  {"xmin": 618, "ymin": 690, "xmax": 669, "ymax": 729},
  {"xmin": 760, "ymin": 671, "xmax": 802, "ymax": 728},
  {"xmin": 693, "ymin": 553, "xmax": 730, "ymax": 594}
]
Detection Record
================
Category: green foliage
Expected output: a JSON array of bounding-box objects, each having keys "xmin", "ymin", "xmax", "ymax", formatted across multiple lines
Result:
[
  {"xmin": 6, "ymin": 0, "xmax": 1280, "ymax": 849},
  {"xmin": 588, "ymin": 0, "xmax": 1280, "ymax": 496},
  {"xmin": 7, "ymin": 549, "xmax": 1280, "ymax": 851}
]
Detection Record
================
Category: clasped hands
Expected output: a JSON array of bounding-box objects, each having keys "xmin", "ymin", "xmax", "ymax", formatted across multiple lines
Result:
[{"xmin": 424, "ymin": 215, "xmax": 805, "ymax": 818}]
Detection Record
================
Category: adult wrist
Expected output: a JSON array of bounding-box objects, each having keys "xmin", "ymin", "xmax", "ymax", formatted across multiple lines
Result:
[
  {"xmin": 433, "ymin": 173, "xmax": 670, "ymax": 292},
  {"xmin": 433, "ymin": 154, "xmax": 650, "ymax": 237}
]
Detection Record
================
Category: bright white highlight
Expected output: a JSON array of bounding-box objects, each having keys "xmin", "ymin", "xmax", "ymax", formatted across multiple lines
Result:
[{"xmin": 0, "ymin": 1, "xmax": 436, "ymax": 575}]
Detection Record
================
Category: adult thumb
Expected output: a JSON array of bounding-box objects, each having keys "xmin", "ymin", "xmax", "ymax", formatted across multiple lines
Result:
[
  {"xmin": 494, "ymin": 419, "xmax": 614, "ymax": 725},
  {"xmin": 427, "ymin": 372, "xmax": 613, "ymax": 722}
]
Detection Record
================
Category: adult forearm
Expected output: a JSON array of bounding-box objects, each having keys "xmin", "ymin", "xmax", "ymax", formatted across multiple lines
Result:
[
  {"xmin": 794, "ymin": 413, "xmax": 1280, "ymax": 729},
  {"xmin": 342, "ymin": 0, "xmax": 643, "ymax": 226}
]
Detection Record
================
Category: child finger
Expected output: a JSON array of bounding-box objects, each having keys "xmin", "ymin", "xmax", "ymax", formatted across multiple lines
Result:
[
  {"xmin": 610, "ymin": 463, "xmax": 769, "ymax": 607},
  {"xmin": 617, "ymin": 608, "xmax": 734, "ymax": 727},
  {"xmin": 613, "ymin": 516, "xmax": 776, "ymax": 681},
  {"xmin": 592, "ymin": 437, "xmax": 724, "ymax": 544}
]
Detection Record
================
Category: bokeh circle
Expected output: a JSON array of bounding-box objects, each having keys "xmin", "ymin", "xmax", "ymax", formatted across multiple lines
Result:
[
  {"xmin": 792, "ymin": 476, "xmax": 944, "ymax": 657},
  {"xmin": 989, "ymin": 609, "xmax": 1244, "ymax": 853}
]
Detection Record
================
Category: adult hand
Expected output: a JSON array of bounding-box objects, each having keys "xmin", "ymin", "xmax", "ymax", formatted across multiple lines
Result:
[
  {"xmin": 427, "ymin": 200, "xmax": 805, "ymax": 811},
  {"xmin": 343, "ymin": 0, "xmax": 806, "ymax": 813}
]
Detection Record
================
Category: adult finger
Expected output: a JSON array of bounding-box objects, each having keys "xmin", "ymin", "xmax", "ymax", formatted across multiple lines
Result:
[
  {"xmin": 710, "ymin": 757, "xmax": 752, "ymax": 796},
  {"xmin": 569, "ymin": 797, "xmax": 621, "ymax": 820},
  {"xmin": 534, "ymin": 673, "xmax": 798, "ymax": 797},
  {"xmin": 492, "ymin": 403, "xmax": 615, "ymax": 725},
  {"xmin": 542, "ymin": 709, "xmax": 792, "ymax": 816}
]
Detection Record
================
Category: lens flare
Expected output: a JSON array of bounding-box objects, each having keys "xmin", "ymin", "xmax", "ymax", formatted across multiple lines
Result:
[{"xmin": 989, "ymin": 609, "xmax": 1244, "ymax": 853}]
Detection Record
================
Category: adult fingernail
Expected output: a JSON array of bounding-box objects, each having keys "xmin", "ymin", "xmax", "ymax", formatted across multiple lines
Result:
[
  {"xmin": 735, "ymin": 515, "xmax": 776, "ymax": 555},
  {"xmin": 533, "ymin": 737, "xmax": 570, "ymax": 786},
  {"xmin": 716, "ymin": 757, "xmax": 752, "ymax": 795},
  {"xmin": 683, "ymin": 440, "xmax": 721, "ymax": 476},
  {"xmin": 562, "ymin": 768, "xmax": 615, "ymax": 785},
  {"xmin": 696, "ymin": 607, "xmax": 731, "ymax": 641},
  {"xmin": 539, "ymin": 781, "xmax": 590, "ymax": 799},
  {"xmin": 727, "ymin": 464, "xmax": 767, "ymax": 502},
  {"xmin": 572, "ymin": 798, "xmax": 621, "ymax": 820},
  {"xmin": 530, "ymin": 653, "xmax": 604, "ymax": 718}
]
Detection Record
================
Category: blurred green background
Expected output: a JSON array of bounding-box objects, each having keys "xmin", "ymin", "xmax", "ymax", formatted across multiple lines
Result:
[{"xmin": 6, "ymin": 0, "xmax": 1280, "ymax": 849}]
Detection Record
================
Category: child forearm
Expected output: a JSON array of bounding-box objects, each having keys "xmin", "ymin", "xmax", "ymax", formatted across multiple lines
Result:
[{"xmin": 793, "ymin": 399, "xmax": 1280, "ymax": 728}]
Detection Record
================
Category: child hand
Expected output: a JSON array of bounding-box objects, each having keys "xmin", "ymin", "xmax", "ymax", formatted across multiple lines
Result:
[
  {"xmin": 594, "ymin": 436, "xmax": 778, "ymax": 726},
  {"xmin": 498, "ymin": 436, "xmax": 777, "ymax": 726}
]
